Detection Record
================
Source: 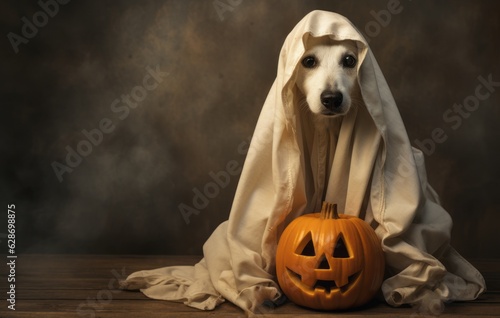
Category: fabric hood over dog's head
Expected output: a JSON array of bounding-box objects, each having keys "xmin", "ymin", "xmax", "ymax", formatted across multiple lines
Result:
[{"xmin": 121, "ymin": 10, "xmax": 485, "ymax": 315}]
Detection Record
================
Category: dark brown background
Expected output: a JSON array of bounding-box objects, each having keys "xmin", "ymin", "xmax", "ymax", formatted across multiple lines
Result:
[{"xmin": 1, "ymin": 0, "xmax": 499, "ymax": 259}]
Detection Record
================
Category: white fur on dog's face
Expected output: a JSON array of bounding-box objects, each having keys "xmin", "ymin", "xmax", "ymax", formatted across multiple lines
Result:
[{"xmin": 295, "ymin": 38, "xmax": 359, "ymax": 117}]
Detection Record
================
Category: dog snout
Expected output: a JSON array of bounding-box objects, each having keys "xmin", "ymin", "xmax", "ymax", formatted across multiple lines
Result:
[{"xmin": 320, "ymin": 91, "xmax": 343, "ymax": 110}]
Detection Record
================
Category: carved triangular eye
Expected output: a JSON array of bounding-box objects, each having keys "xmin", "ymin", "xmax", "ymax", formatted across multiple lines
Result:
[
  {"xmin": 296, "ymin": 232, "xmax": 315, "ymax": 256},
  {"xmin": 333, "ymin": 235, "xmax": 349, "ymax": 258}
]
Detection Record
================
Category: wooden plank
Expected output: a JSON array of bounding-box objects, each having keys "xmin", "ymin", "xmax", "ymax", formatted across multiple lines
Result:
[
  {"xmin": 1, "ymin": 299, "xmax": 243, "ymax": 317},
  {"xmin": 4, "ymin": 278, "xmax": 123, "ymax": 290},
  {"xmin": 3, "ymin": 254, "xmax": 498, "ymax": 291},
  {"xmin": 12, "ymin": 289, "xmax": 149, "ymax": 300},
  {"xmin": 0, "ymin": 255, "xmax": 498, "ymax": 318},
  {"xmin": 2, "ymin": 299, "xmax": 500, "ymax": 318}
]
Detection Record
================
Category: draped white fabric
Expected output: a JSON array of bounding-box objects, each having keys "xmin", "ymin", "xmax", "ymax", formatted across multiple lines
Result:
[{"xmin": 121, "ymin": 10, "xmax": 486, "ymax": 314}]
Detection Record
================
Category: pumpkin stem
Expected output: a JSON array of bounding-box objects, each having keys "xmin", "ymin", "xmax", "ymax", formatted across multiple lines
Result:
[{"xmin": 320, "ymin": 201, "xmax": 339, "ymax": 220}]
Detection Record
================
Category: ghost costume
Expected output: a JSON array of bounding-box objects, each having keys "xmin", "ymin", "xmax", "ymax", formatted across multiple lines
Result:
[{"xmin": 121, "ymin": 10, "xmax": 486, "ymax": 314}]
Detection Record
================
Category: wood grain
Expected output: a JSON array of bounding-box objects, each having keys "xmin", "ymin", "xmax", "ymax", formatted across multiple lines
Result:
[{"xmin": 0, "ymin": 254, "xmax": 498, "ymax": 317}]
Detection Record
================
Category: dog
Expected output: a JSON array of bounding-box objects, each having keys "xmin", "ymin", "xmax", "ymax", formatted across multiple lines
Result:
[{"xmin": 295, "ymin": 36, "xmax": 360, "ymax": 119}]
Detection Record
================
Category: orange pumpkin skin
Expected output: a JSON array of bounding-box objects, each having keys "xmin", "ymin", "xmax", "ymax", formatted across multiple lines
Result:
[{"xmin": 275, "ymin": 203, "xmax": 385, "ymax": 311}]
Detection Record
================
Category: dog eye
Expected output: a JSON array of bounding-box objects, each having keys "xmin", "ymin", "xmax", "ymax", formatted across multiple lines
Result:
[
  {"xmin": 342, "ymin": 55, "xmax": 357, "ymax": 68},
  {"xmin": 302, "ymin": 56, "xmax": 317, "ymax": 68}
]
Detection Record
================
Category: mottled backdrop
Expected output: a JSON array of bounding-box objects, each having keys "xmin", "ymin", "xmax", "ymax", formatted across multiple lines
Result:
[{"xmin": 1, "ymin": 1, "xmax": 499, "ymax": 258}]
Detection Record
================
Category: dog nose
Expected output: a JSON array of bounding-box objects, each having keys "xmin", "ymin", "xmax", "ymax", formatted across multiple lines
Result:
[{"xmin": 320, "ymin": 91, "xmax": 343, "ymax": 110}]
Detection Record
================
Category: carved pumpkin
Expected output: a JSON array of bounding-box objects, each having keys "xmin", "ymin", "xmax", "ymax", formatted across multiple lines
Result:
[{"xmin": 276, "ymin": 202, "xmax": 385, "ymax": 310}]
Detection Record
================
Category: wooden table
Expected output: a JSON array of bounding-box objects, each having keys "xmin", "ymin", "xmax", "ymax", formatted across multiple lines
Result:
[{"xmin": 1, "ymin": 255, "xmax": 498, "ymax": 317}]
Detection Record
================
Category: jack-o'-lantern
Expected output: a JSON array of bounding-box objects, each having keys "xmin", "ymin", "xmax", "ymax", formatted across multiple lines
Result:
[{"xmin": 276, "ymin": 202, "xmax": 385, "ymax": 310}]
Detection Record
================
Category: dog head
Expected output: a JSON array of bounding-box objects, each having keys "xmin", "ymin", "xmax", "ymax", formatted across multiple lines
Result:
[{"xmin": 295, "ymin": 37, "xmax": 360, "ymax": 117}]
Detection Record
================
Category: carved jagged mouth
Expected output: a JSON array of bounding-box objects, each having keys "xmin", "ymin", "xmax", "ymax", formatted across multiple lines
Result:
[{"xmin": 286, "ymin": 267, "xmax": 361, "ymax": 294}]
